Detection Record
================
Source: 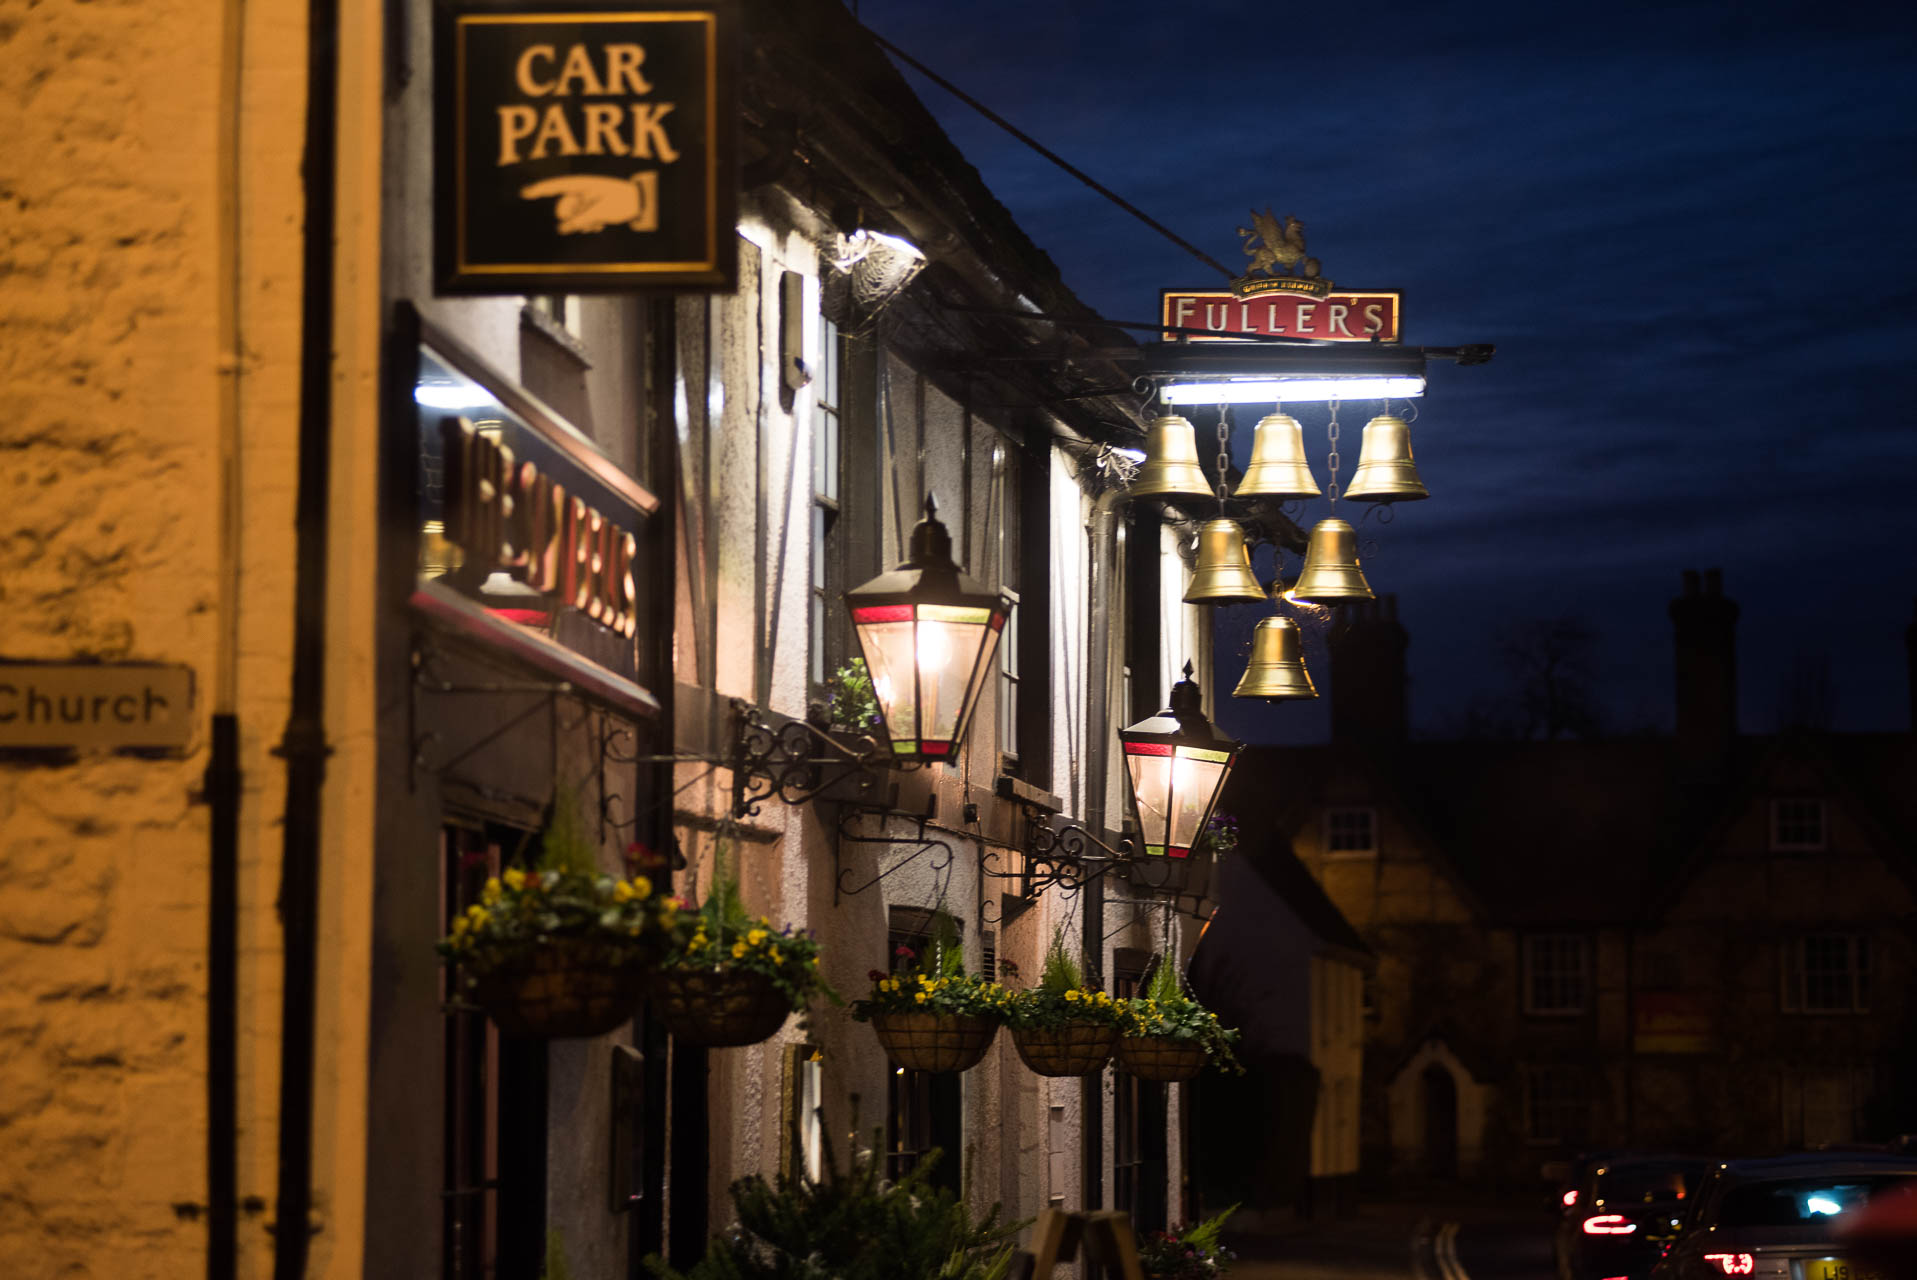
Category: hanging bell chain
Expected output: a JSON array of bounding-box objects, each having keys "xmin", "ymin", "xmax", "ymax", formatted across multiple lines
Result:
[
  {"xmin": 1326, "ymin": 398, "xmax": 1342, "ymax": 505},
  {"xmin": 1216, "ymin": 404, "xmax": 1231, "ymax": 511}
]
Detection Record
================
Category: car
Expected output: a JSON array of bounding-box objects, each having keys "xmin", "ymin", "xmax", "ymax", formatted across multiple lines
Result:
[
  {"xmin": 1557, "ymin": 1154, "xmax": 1711, "ymax": 1280},
  {"xmin": 1653, "ymin": 1151, "xmax": 1917, "ymax": 1280},
  {"xmin": 1558, "ymin": 1149, "xmax": 1633, "ymax": 1215}
]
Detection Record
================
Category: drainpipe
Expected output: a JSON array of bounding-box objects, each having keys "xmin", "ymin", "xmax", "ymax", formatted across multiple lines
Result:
[
  {"xmin": 272, "ymin": 0, "xmax": 340, "ymax": 1273},
  {"xmin": 1079, "ymin": 483, "xmax": 1126, "ymax": 1213},
  {"xmin": 208, "ymin": 0, "xmax": 247, "ymax": 1270}
]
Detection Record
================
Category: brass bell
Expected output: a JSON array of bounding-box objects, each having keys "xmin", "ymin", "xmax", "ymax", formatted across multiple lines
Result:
[
  {"xmin": 1287, "ymin": 518, "xmax": 1374, "ymax": 602},
  {"xmin": 1234, "ymin": 412, "xmax": 1321, "ymax": 500},
  {"xmin": 1184, "ymin": 518, "xmax": 1266, "ymax": 604},
  {"xmin": 1341, "ymin": 414, "xmax": 1428, "ymax": 502},
  {"xmin": 1130, "ymin": 414, "xmax": 1214, "ymax": 499},
  {"xmin": 1233, "ymin": 616, "xmax": 1318, "ymax": 700}
]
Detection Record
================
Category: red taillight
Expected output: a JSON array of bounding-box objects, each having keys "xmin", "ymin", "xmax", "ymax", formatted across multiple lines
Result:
[
  {"xmin": 1582, "ymin": 1215, "xmax": 1637, "ymax": 1235},
  {"xmin": 1702, "ymin": 1255, "xmax": 1755, "ymax": 1276},
  {"xmin": 1563, "ymin": 1190, "xmax": 1579, "ymax": 1208}
]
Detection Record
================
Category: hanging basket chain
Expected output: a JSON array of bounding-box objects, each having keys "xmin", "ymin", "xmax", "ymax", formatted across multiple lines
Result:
[{"xmin": 1215, "ymin": 404, "xmax": 1232, "ymax": 513}]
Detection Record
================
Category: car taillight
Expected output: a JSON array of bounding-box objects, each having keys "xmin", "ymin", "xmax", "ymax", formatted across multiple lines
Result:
[
  {"xmin": 1563, "ymin": 1190, "xmax": 1579, "ymax": 1208},
  {"xmin": 1702, "ymin": 1255, "xmax": 1755, "ymax": 1276},
  {"xmin": 1582, "ymin": 1215, "xmax": 1637, "ymax": 1235}
]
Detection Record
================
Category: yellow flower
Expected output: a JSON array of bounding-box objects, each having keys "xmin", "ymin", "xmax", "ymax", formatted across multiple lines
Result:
[
  {"xmin": 481, "ymin": 877, "xmax": 502, "ymax": 904},
  {"xmin": 1064, "ymin": 989, "xmax": 1080, "ymax": 1002},
  {"xmin": 629, "ymin": 876, "xmax": 652, "ymax": 901},
  {"xmin": 914, "ymin": 991, "xmax": 928, "ymax": 1004},
  {"xmin": 731, "ymin": 942, "xmax": 747, "ymax": 959},
  {"xmin": 756, "ymin": 915, "xmax": 770, "ymax": 926},
  {"xmin": 613, "ymin": 881, "xmax": 635, "ymax": 903},
  {"xmin": 768, "ymin": 946, "xmax": 782, "ymax": 964},
  {"xmin": 810, "ymin": 955, "xmax": 820, "ymax": 966},
  {"xmin": 747, "ymin": 929, "xmax": 767, "ymax": 946},
  {"xmin": 502, "ymin": 868, "xmax": 526, "ymax": 892},
  {"xmin": 451, "ymin": 917, "xmax": 470, "ymax": 937},
  {"xmin": 690, "ymin": 933, "xmax": 709, "ymax": 951}
]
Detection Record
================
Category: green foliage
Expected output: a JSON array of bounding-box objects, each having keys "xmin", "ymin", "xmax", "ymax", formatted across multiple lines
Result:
[
  {"xmin": 850, "ymin": 970, "xmax": 1013, "ymax": 1022},
  {"xmin": 644, "ymin": 1133, "xmax": 1024, "ymax": 1280},
  {"xmin": 1138, "ymin": 1204, "xmax": 1240, "ymax": 1279},
  {"xmin": 436, "ymin": 797, "xmax": 679, "ymax": 974},
  {"xmin": 663, "ymin": 842, "xmax": 839, "ymax": 1015},
  {"xmin": 1196, "ymin": 811, "xmax": 1238, "ymax": 860},
  {"xmin": 538, "ymin": 782, "xmax": 600, "ymax": 877},
  {"xmin": 542, "ymin": 1230, "xmax": 575, "ymax": 1280},
  {"xmin": 1122, "ymin": 959, "xmax": 1243, "ymax": 1073},
  {"xmin": 824, "ymin": 657, "xmax": 882, "ymax": 731},
  {"xmin": 1038, "ymin": 927, "xmax": 1082, "ymax": 993}
]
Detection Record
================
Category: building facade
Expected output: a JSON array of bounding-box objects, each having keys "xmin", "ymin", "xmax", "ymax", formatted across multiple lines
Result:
[
  {"xmin": 2, "ymin": 0, "xmax": 1229, "ymax": 1275},
  {"xmin": 1229, "ymin": 578, "xmax": 1917, "ymax": 1187}
]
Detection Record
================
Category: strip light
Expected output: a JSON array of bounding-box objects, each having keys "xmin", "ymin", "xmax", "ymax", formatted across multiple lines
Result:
[{"xmin": 1158, "ymin": 375, "xmax": 1426, "ymax": 405}]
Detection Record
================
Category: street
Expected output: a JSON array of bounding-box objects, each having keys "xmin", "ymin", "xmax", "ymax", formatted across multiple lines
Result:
[{"xmin": 1230, "ymin": 1206, "xmax": 1557, "ymax": 1280}]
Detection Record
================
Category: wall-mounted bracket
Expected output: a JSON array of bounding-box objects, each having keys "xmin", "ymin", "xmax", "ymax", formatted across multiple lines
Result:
[
  {"xmin": 728, "ymin": 699, "xmax": 902, "ymax": 818},
  {"xmin": 832, "ymin": 805, "xmax": 954, "ymax": 906}
]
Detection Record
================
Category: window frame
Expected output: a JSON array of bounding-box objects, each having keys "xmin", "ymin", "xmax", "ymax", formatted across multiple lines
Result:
[
  {"xmin": 1323, "ymin": 807, "xmax": 1377, "ymax": 858},
  {"xmin": 1521, "ymin": 933, "xmax": 1591, "ymax": 1017},
  {"xmin": 1521, "ymin": 1063, "xmax": 1591, "ymax": 1147},
  {"xmin": 1770, "ymin": 797, "xmax": 1827, "ymax": 852},
  {"xmin": 1782, "ymin": 933, "xmax": 1871, "ymax": 1014},
  {"xmin": 808, "ymin": 316, "xmax": 843, "ymax": 691}
]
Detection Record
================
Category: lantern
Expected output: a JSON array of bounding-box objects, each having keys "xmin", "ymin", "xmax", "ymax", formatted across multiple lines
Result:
[
  {"xmin": 1119, "ymin": 662, "xmax": 1240, "ymax": 859},
  {"xmin": 846, "ymin": 495, "xmax": 1011, "ymax": 763}
]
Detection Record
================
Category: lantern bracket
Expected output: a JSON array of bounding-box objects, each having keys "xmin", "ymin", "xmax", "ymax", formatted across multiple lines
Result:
[
  {"xmin": 831, "ymin": 806, "xmax": 955, "ymax": 905},
  {"xmin": 727, "ymin": 699, "xmax": 908, "ymax": 818}
]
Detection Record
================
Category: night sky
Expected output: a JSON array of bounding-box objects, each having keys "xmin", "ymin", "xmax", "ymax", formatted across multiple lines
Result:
[{"xmin": 858, "ymin": 0, "xmax": 1917, "ymax": 743}]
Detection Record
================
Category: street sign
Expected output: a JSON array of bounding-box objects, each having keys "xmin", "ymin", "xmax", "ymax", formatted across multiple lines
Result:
[
  {"xmin": 435, "ymin": 2, "xmax": 739, "ymax": 293},
  {"xmin": 1161, "ymin": 289, "xmax": 1402, "ymax": 343},
  {"xmin": 0, "ymin": 662, "xmax": 195, "ymax": 751}
]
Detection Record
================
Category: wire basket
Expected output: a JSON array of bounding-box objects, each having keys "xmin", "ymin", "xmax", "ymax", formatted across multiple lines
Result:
[
  {"xmin": 464, "ymin": 938, "xmax": 649, "ymax": 1039},
  {"xmin": 1115, "ymin": 1035, "xmax": 1210, "ymax": 1083},
  {"xmin": 870, "ymin": 1012, "xmax": 1000, "ymax": 1073},
  {"xmin": 652, "ymin": 966, "xmax": 792, "ymax": 1048},
  {"xmin": 1011, "ymin": 1021, "xmax": 1120, "ymax": 1077}
]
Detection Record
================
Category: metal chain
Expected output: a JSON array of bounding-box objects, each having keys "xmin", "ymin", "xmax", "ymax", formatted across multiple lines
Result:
[
  {"xmin": 1325, "ymin": 399, "xmax": 1342, "ymax": 505},
  {"xmin": 1215, "ymin": 404, "xmax": 1231, "ymax": 511}
]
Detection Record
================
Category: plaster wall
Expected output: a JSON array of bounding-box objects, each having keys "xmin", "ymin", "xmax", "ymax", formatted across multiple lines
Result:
[{"xmin": 0, "ymin": 0, "xmax": 325, "ymax": 1271}]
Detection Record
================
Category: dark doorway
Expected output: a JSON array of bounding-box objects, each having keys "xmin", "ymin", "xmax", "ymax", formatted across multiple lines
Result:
[{"xmin": 1422, "ymin": 1063, "xmax": 1458, "ymax": 1179}]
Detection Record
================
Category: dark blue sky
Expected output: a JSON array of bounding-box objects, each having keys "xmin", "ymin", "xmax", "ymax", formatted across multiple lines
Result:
[{"xmin": 861, "ymin": 0, "xmax": 1917, "ymax": 741}]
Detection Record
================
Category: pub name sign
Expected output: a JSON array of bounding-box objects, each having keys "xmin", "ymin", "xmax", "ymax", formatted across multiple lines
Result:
[
  {"xmin": 436, "ymin": 2, "xmax": 738, "ymax": 293},
  {"xmin": 1161, "ymin": 289, "xmax": 1402, "ymax": 343}
]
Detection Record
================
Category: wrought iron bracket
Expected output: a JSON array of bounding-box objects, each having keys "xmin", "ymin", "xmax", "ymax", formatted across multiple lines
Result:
[
  {"xmin": 832, "ymin": 806, "xmax": 954, "ymax": 905},
  {"xmin": 727, "ymin": 699, "xmax": 899, "ymax": 818}
]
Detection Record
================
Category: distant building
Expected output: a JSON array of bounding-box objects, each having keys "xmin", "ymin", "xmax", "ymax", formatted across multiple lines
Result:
[{"xmin": 1223, "ymin": 575, "xmax": 1917, "ymax": 1186}]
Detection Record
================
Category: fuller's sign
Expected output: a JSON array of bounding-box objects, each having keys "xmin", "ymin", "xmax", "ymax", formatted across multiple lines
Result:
[
  {"xmin": 1161, "ymin": 289, "xmax": 1402, "ymax": 343},
  {"xmin": 436, "ymin": 2, "xmax": 738, "ymax": 293}
]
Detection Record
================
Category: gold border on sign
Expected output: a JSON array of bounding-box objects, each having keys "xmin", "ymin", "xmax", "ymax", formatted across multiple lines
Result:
[
  {"xmin": 455, "ymin": 11, "xmax": 722, "ymax": 276},
  {"xmin": 1159, "ymin": 289, "xmax": 1403, "ymax": 342}
]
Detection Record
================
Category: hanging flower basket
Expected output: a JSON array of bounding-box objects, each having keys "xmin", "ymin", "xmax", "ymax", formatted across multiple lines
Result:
[
  {"xmin": 652, "ymin": 966, "xmax": 792, "ymax": 1047},
  {"xmin": 871, "ymin": 1011, "xmax": 1000, "ymax": 1073},
  {"xmin": 465, "ymin": 937, "xmax": 650, "ymax": 1039},
  {"xmin": 1011, "ymin": 1020, "xmax": 1119, "ymax": 1077},
  {"xmin": 1116, "ymin": 1034, "xmax": 1210, "ymax": 1083}
]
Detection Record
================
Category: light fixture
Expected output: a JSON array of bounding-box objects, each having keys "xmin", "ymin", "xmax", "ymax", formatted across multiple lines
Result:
[
  {"xmin": 1119, "ymin": 663, "xmax": 1240, "ymax": 860},
  {"xmin": 1158, "ymin": 375, "xmax": 1426, "ymax": 405},
  {"xmin": 847, "ymin": 495, "xmax": 1011, "ymax": 763}
]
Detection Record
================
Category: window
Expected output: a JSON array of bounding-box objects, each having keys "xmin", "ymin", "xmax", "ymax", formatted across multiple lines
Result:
[
  {"xmin": 1324, "ymin": 807, "xmax": 1376, "ymax": 856},
  {"xmin": 1771, "ymin": 798, "xmax": 1826, "ymax": 851},
  {"xmin": 1111, "ymin": 952, "xmax": 1168, "ymax": 1234},
  {"xmin": 808, "ymin": 318, "xmax": 842, "ymax": 689},
  {"xmin": 1522, "ymin": 934, "xmax": 1589, "ymax": 1016},
  {"xmin": 1522, "ymin": 1065, "xmax": 1590, "ymax": 1145},
  {"xmin": 1783, "ymin": 934, "xmax": 1870, "ymax": 1013},
  {"xmin": 990, "ymin": 443, "xmax": 1021, "ymax": 765}
]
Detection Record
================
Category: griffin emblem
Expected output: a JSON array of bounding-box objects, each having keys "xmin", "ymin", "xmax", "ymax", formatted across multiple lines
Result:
[{"xmin": 1237, "ymin": 207, "xmax": 1321, "ymax": 281}]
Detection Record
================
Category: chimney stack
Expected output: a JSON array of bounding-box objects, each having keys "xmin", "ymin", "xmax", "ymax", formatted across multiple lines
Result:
[
  {"xmin": 1670, "ymin": 568, "xmax": 1739, "ymax": 773},
  {"xmin": 1330, "ymin": 593, "xmax": 1408, "ymax": 744}
]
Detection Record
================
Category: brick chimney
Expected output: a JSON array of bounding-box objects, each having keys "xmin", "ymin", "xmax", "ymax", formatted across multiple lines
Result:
[
  {"xmin": 1330, "ymin": 593, "xmax": 1408, "ymax": 744},
  {"xmin": 1670, "ymin": 568, "xmax": 1738, "ymax": 772}
]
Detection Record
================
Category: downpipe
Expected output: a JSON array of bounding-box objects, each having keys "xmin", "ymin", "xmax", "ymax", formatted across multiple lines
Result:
[{"xmin": 272, "ymin": 0, "xmax": 340, "ymax": 1273}]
